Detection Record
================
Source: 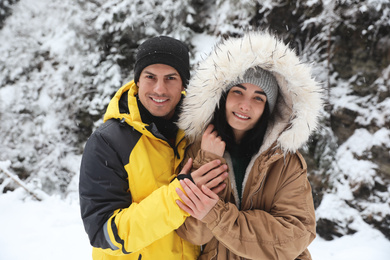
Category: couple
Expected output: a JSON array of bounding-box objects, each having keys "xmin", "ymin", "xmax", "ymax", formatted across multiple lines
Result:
[{"xmin": 79, "ymin": 31, "xmax": 322, "ymax": 260}]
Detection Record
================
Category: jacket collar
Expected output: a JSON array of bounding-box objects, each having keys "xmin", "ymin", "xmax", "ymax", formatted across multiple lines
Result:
[{"xmin": 104, "ymin": 80, "xmax": 186, "ymax": 145}]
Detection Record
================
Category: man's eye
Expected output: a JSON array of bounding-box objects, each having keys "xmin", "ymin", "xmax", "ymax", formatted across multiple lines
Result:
[{"xmin": 167, "ymin": 76, "xmax": 176, "ymax": 80}]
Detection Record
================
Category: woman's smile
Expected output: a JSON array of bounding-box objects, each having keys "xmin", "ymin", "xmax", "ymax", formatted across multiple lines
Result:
[
  {"xmin": 225, "ymin": 83, "xmax": 267, "ymax": 142},
  {"xmin": 233, "ymin": 112, "xmax": 250, "ymax": 120}
]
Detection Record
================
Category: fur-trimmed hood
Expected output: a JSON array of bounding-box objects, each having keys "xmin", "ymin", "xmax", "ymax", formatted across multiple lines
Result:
[{"xmin": 178, "ymin": 31, "xmax": 323, "ymax": 154}]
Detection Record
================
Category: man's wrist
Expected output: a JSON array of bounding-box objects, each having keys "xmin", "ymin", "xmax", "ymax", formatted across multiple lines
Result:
[{"xmin": 176, "ymin": 173, "xmax": 195, "ymax": 183}]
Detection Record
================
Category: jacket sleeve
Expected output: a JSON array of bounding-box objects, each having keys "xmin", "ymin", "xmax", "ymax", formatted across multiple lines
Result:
[
  {"xmin": 176, "ymin": 144, "xmax": 229, "ymax": 245},
  {"xmin": 198, "ymin": 159, "xmax": 316, "ymax": 259},
  {"xmin": 79, "ymin": 121, "xmax": 189, "ymax": 256}
]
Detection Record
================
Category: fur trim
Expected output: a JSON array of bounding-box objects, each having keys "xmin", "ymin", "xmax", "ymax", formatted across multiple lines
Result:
[{"xmin": 178, "ymin": 31, "xmax": 323, "ymax": 153}]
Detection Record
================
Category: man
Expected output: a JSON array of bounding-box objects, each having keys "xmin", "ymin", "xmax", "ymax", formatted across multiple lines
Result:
[{"xmin": 79, "ymin": 36, "xmax": 227, "ymax": 259}]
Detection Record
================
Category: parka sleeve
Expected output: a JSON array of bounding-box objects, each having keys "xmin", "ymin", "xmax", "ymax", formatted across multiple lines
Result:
[
  {"xmin": 176, "ymin": 144, "xmax": 229, "ymax": 246},
  {"xmin": 79, "ymin": 122, "xmax": 189, "ymax": 256},
  {"xmin": 197, "ymin": 155, "xmax": 316, "ymax": 259}
]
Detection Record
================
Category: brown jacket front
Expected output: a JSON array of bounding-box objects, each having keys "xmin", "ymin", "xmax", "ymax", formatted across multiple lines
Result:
[
  {"xmin": 177, "ymin": 142, "xmax": 316, "ymax": 260},
  {"xmin": 176, "ymin": 32, "xmax": 323, "ymax": 259}
]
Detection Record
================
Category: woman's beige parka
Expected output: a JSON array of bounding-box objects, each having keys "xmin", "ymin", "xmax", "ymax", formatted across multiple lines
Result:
[{"xmin": 176, "ymin": 31, "xmax": 323, "ymax": 260}]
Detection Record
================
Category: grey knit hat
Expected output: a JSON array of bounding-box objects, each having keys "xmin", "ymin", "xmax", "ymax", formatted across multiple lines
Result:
[{"xmin": 227, "ymin": 66, "xmax": 279, "ymax": 113}]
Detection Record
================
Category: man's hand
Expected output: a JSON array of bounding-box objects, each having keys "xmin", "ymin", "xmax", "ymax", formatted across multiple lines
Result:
[
  {"xmin": 176, "ymin": 179, "xmax": 219, "ymax": 221},
  {"xmin": 201, "ymin": 124, "xmax": 226, "ymax": 157},
  {"xmin": 179, "ymin": 158, "xmax": 227, "ymax": 194}
]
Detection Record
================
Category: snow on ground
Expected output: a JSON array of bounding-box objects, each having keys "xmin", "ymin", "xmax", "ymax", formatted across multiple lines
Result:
[
  {"xmin": 0, "ymin": 189, "xmax": 90, "ymax": 260},
  {"xmin": 0, "ymin": 1, "xmax": 389, "ymax": 259},
  {"xmin": 0, "ymin": 188, "xmax": 389, "ymax": 260}
]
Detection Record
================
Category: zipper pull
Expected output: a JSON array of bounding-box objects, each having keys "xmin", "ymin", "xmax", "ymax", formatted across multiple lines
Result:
[{"xmin": 173, "ymin": 146, "xmax": 180, "ymax": 159}]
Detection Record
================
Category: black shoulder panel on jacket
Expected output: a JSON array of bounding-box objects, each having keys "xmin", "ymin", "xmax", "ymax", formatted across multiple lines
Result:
[
  {"xmin": 98, "ymin": 118, "xmax": 140, "ymax": 166},
  {"xmin": 79, "ymin": 118, "xmax": 141, "ymax": 249}
]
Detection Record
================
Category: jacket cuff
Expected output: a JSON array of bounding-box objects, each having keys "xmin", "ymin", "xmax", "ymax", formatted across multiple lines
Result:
[
  {"xmin": 200, "ymin": 199, "xmax": 226, "ymax": 229},
  {"xmin": 193, "ymin": 150, "xmax": 228, "ymax": 169},
  {"xmin": 176, "ymin": 173, "xmax": 195, "ymax": 183}
]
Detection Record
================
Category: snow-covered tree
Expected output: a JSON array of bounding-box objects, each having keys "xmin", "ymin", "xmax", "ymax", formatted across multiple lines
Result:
[{"xmin": 0, "ymin": 0, "xmax": 389, "ymax": 241}]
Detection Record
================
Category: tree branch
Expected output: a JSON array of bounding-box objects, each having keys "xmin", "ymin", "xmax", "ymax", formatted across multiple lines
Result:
[{"xmin": 0, "ymin": 161, "xmax": 42, "ymax": 201}]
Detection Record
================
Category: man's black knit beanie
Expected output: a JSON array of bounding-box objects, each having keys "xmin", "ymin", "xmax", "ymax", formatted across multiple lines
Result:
[{"xmin": 134, "ymin": 36, "xmax": 190, "ymax": 86}]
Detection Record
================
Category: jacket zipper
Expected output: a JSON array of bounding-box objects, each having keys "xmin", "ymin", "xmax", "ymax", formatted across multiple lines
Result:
[
  {"xmin": 249, "ymin": 172, "xmax": 267, "ymax": 210},
  {"xmin": 210, "ymin": 246, "xmax": 218, "ymax": 260},
  {"xmin": 173, "ymin": 136, "xmax": 185, "ymax": 159},
  {"xmin": 147, "ymin": 124, "xmax": 183, "ymax": 159},
  {"xmin": 248, "ymin": 152, "xmax": 282, "ymax": 209}
]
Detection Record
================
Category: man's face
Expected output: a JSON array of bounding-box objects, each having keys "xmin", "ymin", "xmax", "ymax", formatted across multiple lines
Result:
[{"xmin": 137, "ymin": 64, "xmax": 184, "ymax": 120}]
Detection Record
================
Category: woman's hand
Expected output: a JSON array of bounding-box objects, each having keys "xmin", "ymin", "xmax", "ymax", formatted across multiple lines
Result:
[
  {"xmin": 201, "ymin": 124, "xmax": 226, "ymax": 157},
  {"xmin": 176, "ymin": 179, "xmax": 219, "ymax": 221}
]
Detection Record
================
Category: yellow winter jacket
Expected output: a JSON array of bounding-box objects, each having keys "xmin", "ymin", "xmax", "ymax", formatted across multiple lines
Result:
[{"xmin": 79, "ymin": 81, "xmax": 200, "ymax": 259}]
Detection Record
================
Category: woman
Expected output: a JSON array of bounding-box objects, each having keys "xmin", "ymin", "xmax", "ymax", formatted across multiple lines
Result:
[{"xmin": 175, "ymin": 31, "xmax": 323, "ymax": 259}]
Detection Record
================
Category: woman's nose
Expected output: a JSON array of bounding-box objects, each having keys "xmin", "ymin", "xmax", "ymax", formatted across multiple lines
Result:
[{"xmin": 239, "ymin": 100, "xmax": 250, "ymax": 111}]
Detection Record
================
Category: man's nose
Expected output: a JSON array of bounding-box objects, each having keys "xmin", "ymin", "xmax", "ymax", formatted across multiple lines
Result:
[{"xmin": 154, "ymin": 80, "xmax": 167, "ymax": 94}]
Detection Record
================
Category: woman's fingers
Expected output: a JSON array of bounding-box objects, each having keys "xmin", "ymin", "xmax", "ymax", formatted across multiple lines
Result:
[
  {"xmin": 176, "ymin": 198, "xmax": 194, "ymax": 215},
  {"xmin": 201, "ymin": 184, "xmax": 220, "ymax": 200},
  {"xmin": 177, "ymin": 179, "xmax": 220, "ymax": 220},
  {"xmin": 176, "ymin": 185, "xmax": 196, "ymax": 210},
  {"xmin": 181, "ymin": 179, "xmax": 203, "ymax": 202},
  {"xmin": 203, "ymin": 124, "xmax": 215, "ymax": 135},
  {"xmin": 183, "ymin": 179, "xmax": 215, "ymax": 206},
  {"xmin": 201, "ymin": 124, "xmax": 226, "ymax": 157}
]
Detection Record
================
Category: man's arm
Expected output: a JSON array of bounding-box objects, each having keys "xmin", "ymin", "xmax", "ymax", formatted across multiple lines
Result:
[
  {"xmin": 79, "ymin": 121, "xmax": 228, "ymax": 256},
  {"xmin": 79, "ymin": 125, "xmax": 132, "ymax": 251},
  {"xmin": 79, "ymin": 122, "xmax": 188, "ymax": 256}
]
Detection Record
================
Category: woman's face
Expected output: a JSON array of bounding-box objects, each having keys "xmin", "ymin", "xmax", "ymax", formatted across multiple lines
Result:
[{"xmin": 225, "ymin": 83, "xmax": 267, "ymax": 143}]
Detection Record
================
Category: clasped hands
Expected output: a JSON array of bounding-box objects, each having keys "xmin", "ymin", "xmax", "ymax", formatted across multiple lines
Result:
[{"xmin": 176, "ymin": 125, "xmax": 227, "ymax": 220}]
